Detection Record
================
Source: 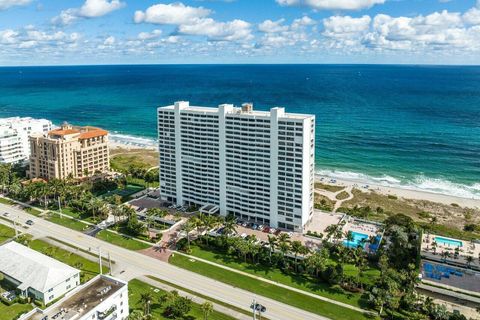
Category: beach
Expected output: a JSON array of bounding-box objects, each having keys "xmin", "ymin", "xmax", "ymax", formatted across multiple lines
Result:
[{"xmin": 316, "ymin": 175, "xmax": 480, "ymax": 209}]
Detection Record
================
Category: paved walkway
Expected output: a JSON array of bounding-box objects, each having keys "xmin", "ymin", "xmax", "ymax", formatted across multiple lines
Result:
[
  {"xmin": 314, "ymin": 186, "xmax": 354, "ymax": 212},
  {"xmin": 172, "ymin": 250, "xmax": 374, "ymax": 315}
]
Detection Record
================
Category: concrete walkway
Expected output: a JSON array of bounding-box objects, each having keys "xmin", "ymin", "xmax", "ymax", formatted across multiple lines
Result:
[
  {"xmin": 173, "ymin": 250, "xmax": 374, "ymax": 315},
  {"xmin": 314, "ymin": 186, "xmax": 354, "ymax": 212},
  {"xmin": 138, "ymin": 276, "xmax": 253, "ymax": 320}
]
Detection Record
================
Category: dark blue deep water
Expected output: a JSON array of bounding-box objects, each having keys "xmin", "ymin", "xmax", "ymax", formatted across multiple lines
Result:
[{"xmin": 0, "ymin": 64, "xmax": 478, "ymax": 198}]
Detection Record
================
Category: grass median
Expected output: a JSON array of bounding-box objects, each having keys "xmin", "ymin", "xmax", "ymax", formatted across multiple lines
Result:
[
  {"xmin": 0, "ymin": 223, "xmax": 15, "ymax": 242},
  {"xmin": 46, "ymin": 212, "xmax": 91, "ymax": 232},
  {"xmin": 129, "ymin": 279, "xmax": 236, "ymax": 320},
  {"xmin": 169, "ymin": 254, "xmax": 374, "ymax": 320},
  {"xmin": 29, "ymin": 239, "xmax": 108, "ymax": 282},
  {"xmin": 97, "ymin": 229, "xmax": 151, "ymax": 251},
  {"xmin": 183, "ymin": 245, "xmax": 378, "ymax": 308}
]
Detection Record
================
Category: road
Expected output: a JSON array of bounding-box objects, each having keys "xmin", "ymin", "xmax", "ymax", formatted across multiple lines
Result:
[{"xmin": 0, "ymin": 202, "xmax": 329, "ymax": 320}]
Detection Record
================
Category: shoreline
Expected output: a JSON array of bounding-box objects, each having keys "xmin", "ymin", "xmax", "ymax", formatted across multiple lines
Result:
[
  {"xmin": 315, "ymin": 175, "xmax": 480, "ymax": 209},
  {"xmin": 106, "ymin": 134, "xmax": 479, "ymax": 209}
]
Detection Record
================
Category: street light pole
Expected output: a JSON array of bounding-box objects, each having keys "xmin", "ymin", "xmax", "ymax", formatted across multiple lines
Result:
[
  {"xmin": 252, "ymin": 298, "xmax": 256, "ymax": 320},
  {"xmin": 98, "ymin": 246, "xmax": 103, "ymax": 275}
]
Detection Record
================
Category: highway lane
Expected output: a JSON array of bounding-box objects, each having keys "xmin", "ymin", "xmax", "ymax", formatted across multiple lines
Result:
[{"xmin": 0, "ymin": 202, "xmax": 329, "ymax": 320}]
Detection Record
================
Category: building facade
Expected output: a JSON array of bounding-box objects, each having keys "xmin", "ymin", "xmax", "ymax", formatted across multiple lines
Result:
[
  {"xmin": 20, "ymin": 275, "xmax": 129, "ymax": 320},
  {"xmin": 158, "ymin": 101, "xmax": 315, "ymax": 231},
  {"xmin": 28, "ymin": 123, "xmax": 110, "ymax": 180},
  {"xmin": 0, "ymin": 241, "xmax": 80, "ymax": 305},
  {"xmin": 0, "ymin": 117, "xmax": 52, "ymax": 164}
]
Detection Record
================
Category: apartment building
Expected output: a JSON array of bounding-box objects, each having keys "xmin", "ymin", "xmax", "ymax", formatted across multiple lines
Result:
[
  {"xmin": 19, "ymin": 275, "xmax": 129, "ymax": 320},
  {"xmin": 0, "ymin": 117, "xmax": 52, "ymax": 164},
  {"xmin": 0, "ymin": 241, "xmax": 80, "ymax": 305},
  {"xmin": 28, "ymin": 123, "xmax": 110, "ymax": 180},
  {"xmin": 158, "ymin": 101, "xmax": 315, "ymax": 231}
]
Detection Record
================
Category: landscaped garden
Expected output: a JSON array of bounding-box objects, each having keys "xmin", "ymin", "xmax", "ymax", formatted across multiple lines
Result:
[{"xmin": 128, "ymin": 279, "xmax": 235, "ymax": 320}]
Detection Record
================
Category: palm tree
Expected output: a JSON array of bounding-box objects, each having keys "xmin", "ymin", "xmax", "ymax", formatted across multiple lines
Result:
[
  {"xmin": 306, "ymin": 249, "xmax": 328, "ymax": 278},
  {"xmin": 440, "ymin": 251, "xmax": 450, "ymax": 263},
  {"xmin": 432, "ymin": 241, "xmax": 438, "ymax": 255},
  {"xmin": 183, "ymin": 221, "xmax": 196, "ymax": 251},
  {"xmin": 267, "ymin": 235, "xmax": 277, "ymax": 262},
  {"xmin": 290, "ymin": 240, "xmax": 304, "ymax": 273},
  {"xmin": 201, "ymin": 301, "xmax": 214, "ymax": 320},
  {"xmin": 222, "ymin": 216, "xmax": 237, "ymax": 236},
  {"xmin": 466, "ymin": 255, "xmax": 474, "ymax": 268},
  {"xmin": 139, "ymin": 292, "xmax": 153, "ymax": 316}
]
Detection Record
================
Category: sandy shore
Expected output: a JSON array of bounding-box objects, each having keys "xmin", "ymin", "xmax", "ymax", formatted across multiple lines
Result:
[
  {"xmin": 316, "ymin": 175, "xmax": 480, "ymax": 209},
  {"xmin": 109, "ymin": 140, "xmax": 157, "ymax": 151}
]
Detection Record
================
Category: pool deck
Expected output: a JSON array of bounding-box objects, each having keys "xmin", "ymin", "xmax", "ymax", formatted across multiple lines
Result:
[{"xmin": 421, "ymin": 233, "xmax": 480, "ymax": 269}]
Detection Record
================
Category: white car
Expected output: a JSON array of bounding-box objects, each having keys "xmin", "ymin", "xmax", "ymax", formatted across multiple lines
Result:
[{"xmin": 3, "ymin": 212, "xmax": 9, "ymax": 217}]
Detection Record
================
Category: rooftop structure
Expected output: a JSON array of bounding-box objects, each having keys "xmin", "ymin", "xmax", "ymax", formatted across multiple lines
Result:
[
  {"xmin": 19, "ymin": 275, "xmax": 129, "ymax": 320},
  {"xmin": 0, "ymin": 241, "xmax": 80, "ymax": 304},
  {"xmin": 28, "ymin": 123, "xmax": 110, "ymax": 180},
  {"xmin": 0, "ymin": 117, "xmax": 52, "ymax": 164},
  {"xmin": 158, "ymin": 101, "xmax": 315, "ymax": 231}
]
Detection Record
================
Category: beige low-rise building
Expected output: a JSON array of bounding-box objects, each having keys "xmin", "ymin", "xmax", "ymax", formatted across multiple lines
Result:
[{"xmin": 28, "ymin": 123, "xmax": 110, "ymax": 180}]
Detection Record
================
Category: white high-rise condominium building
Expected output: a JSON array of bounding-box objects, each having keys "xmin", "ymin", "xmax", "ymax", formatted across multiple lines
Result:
[
  {"xmin": 0, "ymin": 117, "xmax": 52, "ymax": 164},
  {"xmin": 158, "ymin": 101, "xmax": 315, "ymax": 231}
]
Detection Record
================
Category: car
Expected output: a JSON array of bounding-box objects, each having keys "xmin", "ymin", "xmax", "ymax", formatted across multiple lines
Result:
[
  {"xmin": 26, "ymin": 220, "xmax": 34, "ymax": 226},
  {"xmin": 258, "ymin": 225, "xmax": 264, "ymax": 231},
  {"xmin": 263, "ymin": 227, "xmax": 270, "ymax": 233},
  {"xmin": 287, "ymin": 232, "xmax": 294, "ymax": 237},
  {"xmin": 252, "ymin": 224, "xmax": 258, "ymax": 230},
  {"xmin": 241, "ymin": 222, "xmax": 247, "ymax": 227},
  {"xmin": 274, "ymin": 229, "xmax": 281, "ymax": 235},
  {"xmin": 3, "ymin": 212, "xmax": 9, "ymax": 217},
  {"xmin": 269, "ymin": 228, "xmax": 276, "ymax": 234}
]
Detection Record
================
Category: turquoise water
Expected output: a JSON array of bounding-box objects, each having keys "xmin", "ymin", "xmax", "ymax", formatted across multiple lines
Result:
[
  {"xmin": 343, "ymin": 231, "xmax": 369, "ymax": 248},
  {"xmin": 434, "ymin": 236, "xmax": 463, "ymax": 247},
  {"xmin": 0, "ymin": 65, "xmax": 478, "ymax": 198}
]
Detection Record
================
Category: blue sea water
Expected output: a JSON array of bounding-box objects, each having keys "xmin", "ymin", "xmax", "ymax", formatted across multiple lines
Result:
[{"xmin": 0, "ymin": 64, "xmax": 478, "ymax": 198}]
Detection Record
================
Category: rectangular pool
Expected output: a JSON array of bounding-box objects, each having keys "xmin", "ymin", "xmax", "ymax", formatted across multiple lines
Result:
[
  {"xmin": 435, "ymin": 236, "xmax": 463, "ymax": 247},
  {"xmin": 343, "ymin": 231, "xmax": 369, "ymax": 248}
]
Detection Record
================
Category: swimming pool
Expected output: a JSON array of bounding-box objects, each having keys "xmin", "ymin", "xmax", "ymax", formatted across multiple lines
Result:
[
  {"xmin": 435, "ymin": 236, "xmax": 463, "ymax": 247},
  {"xmin": 343, "ymin": 231, "xmax": 369, "ymax": 248}
]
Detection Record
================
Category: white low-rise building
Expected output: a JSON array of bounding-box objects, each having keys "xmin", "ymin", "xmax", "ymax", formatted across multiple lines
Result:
[
  {"xmin": 19, "ymin": 275, "xmax": 129, "ymax": 320},
  {"xmin": 158, "ymin": 101, "xmax": 315, "ymax": 231},
  {"xmin": 0, "ymin": 241, "xmax": 80, "ymax": 304},
  {"xmin": 0, "ymin": 117, "xmax": 52, "ymax": 164}
]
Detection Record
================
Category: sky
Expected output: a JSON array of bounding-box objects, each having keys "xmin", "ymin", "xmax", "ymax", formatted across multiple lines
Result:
[{"xmin": 1, "ymin": 0, "xmax": 480, "ymax": 65}]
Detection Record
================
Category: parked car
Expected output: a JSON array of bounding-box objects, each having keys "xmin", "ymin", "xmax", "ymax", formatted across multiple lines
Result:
[
  {"xmin": 274, "ymin": 229, "xmax": 281, "ymax": 235},
  {"xmin": 242, "ymin": 222, "xmax": 247, "ymax": 227},
  {"xmin": 263, "ymin": 227, "xmax": 270, "ymax": 233},
  {"xmin": 258, "ymin": 225, "xmax": 264, "ymax": 231},
  {"xmin": 3, "ymin": 212, "xmax": 9, "ymax": 217},
  {"xmin": 26, "ymin": 220, "xmax": 34, "ymax": 226},
  {"xmin": 269, "ymin": 228, "xmax": 276, "ymax": 234}
]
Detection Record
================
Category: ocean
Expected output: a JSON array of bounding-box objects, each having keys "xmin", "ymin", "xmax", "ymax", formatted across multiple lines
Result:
[{"xmin": 0, "ymin": 64, "xmax": 479, "ymax": 199}]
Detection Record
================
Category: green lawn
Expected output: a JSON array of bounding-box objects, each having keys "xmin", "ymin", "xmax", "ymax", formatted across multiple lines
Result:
[
  {"xmin": 28, "ymin": 239, "xmax": 108, "ymax": 282},
  {"xmin": 24, "ymin": 207, "xmax": 43, "ymax": 217},
  {"xmin": 186, "ymin": 244, "xmax": 378, "ymax": 307},
  {"xmin": 169, "ymin": 254, "xmax": 373, "ymax": 320},
  {"xmin": 0, "ymin": 224, "xmax": 15, "ymax": 242},
  {"xmin": 0, "ymin": 197, "xmax": 15, "ymax": 205},
  {"xmin": 0, "ymin": 301, "xmax": 32, "ymax": 320},
  {"xmin": 100, "ymin": 184, "xmax": 144, "ymax": 198},
  {"xmin": 97, "ymin": 230, "xmax": 151, "ymax": 250},
  {"xmin": 46, "ymin": 213, "xmax": 90, "ymax": 232},
  {"xmin": 129, "ymin": 279, "xmax": 235, "ymax": 320}
]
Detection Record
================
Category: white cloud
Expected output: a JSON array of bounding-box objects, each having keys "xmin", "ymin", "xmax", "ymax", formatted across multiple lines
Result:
[
  {"xmin": 0, "ymin": 0, "xmax": 31, "ymax": 10},
  {"xmin": 134, "ymin": 2, "xmax": 252, "ymax": 42},
  {"xmin": 0, "ymin": 29, "xmax": 19, "ymax": 44},
  {"xmin": 276, "ymin": 0, "xmax": 385, "ymax": 10},
  {"xmin": 258, "ymin": 19, "xmax": 289, "ymax": 33},
  {"xmin": 103, "ymin": 36, "xmax": 115, "ymax": 45},
  {"xmin": 177, "ymin": 18, "xmax": 252, "ymax": 41},
  {"xmin": 134, "ymin": 3, "xmax": 210, "ymax": 24},
  {"xmin": 463, "ymin": 7, "xmax": 480, "ymax": 25},
  {"xmin": 52, "ymin": 0, "xmax": 125, "ymax": 25},
  {"xmin": 138, "ymin": 29, "xmax": 163, "ymax": 40},
  {"xmin": 323, "ymin": 15, "xmax": 371, "ymax": 36}
]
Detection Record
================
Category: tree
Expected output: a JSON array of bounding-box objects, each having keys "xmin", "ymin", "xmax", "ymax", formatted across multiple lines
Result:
[
  {"xmin": 182, "ymin": 221, "xmax": 196, "ymax": 251},
  {"xmin": 267, "ymin": 235, "xmax": 277, "ymax": 262},
  {"xmin": 290, "ymin": 240, "xmax": 305, "ymax": 273},
  {"xmin": 128, "ymin": 310, "xmax": 145, "ymax": 320},
  {"xmin": 305, "ymin": 249, "xmax": 328, "ymax": 278},
  {"xmin": 432, "ymin": 241, "xmax": 438, "ymax": 255},
  {"xmin": 201, "ymin": 301, "xmax": 213, "ymax": 320},
  {"xmin": 440, "ymin": 251, "xmax": 450, "ymax": 263},
  {"xmin": 466, "ymin": 255, "xmax": 474, "ymax": 268},
  {"xmin": 139, "ymin": 292, "xmax": 153, "ymax": 316},
  {"xmin": 222, "ymin": 215, "xmax": 237, "ymax": 236},
  {"xmin": 162, "ymin": 290, "xmax": 192, "ymax": 319}
]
